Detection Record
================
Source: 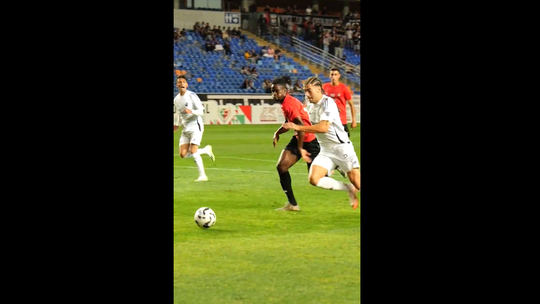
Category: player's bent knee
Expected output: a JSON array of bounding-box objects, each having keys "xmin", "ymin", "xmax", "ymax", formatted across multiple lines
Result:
[
  {"xmin": 276, "ymin": 163, "xmax": 289, "ymax": 173},
  {"xmin": 309, "ymin": 175, "xmax": 321, "ymax": 186}
]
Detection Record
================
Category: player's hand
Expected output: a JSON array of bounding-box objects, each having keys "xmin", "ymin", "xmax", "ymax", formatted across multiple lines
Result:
[
  {"xmin": 300, "ymin": 149, "xmax": 312, "ymax": 163},
  {"xmin": 273, "ymin": 133, "xmax": 279, "ymax": 147},
  {"xmin": 183, "ymin": 109, "xmax": 192, "ymax": 114},
  {"xmin": 351, "ymin": 121, "xmax": 357, "ymax": 129},
  {"xmin": 174, "ymin": 125, "xmax": 179, "ymax": 132},
  {"xmin": 282, "ymin": 122, "xmax": 296, "ymax": 130}
]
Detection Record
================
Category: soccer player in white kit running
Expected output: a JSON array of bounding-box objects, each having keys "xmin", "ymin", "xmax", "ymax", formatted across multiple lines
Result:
[
  {"xmin": 174, "ymin": 76, "xmax": 216, "ymax": 182},
  {"xmin": 283, "ymin": 76, "xmax": 360, "ymax": 209}
]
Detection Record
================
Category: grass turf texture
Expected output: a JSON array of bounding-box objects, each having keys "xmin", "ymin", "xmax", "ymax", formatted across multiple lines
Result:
[{"xmin": 174, "ymin": 124, "xmax": 361, "ymax": 303}]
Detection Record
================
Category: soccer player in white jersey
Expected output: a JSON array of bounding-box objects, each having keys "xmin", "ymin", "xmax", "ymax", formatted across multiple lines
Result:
[
  {"xmin": 283, "ymin": 76, "xmax": 360, "ymax": 209},
  {"xmin": 174, "ymin": 76, "xmax": 216, "ymax": 182}
]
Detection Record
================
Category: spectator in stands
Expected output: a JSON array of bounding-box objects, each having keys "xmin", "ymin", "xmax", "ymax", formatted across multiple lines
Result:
[
  {"xmin": 292, "ymin": 5, "xmax": 298, "ymax": 14},
  {"xmin": 334, "ymin": 35, "xmax": 344, "ymax": 59},
  {"xmin": 274, "ymin": 48, "xmax": 282, "ymax": 61},
  {"xmin": 214, "ymin": 41, "xmax": 224, "ymax": 52},
  {"xmin": 230, "ymin": 27, "xmax": 239, "ymax": 38},
  {"xmin": 329, "ymin": 35, "xmax": 339, "ymax": 58},
  {"xmin": 244, "ymin": 50, "xmax": 252, "ymax": 62},
  {"xmin": 215, "ymin": 26, "xmax": 223, "ymax": 38},
  {"xmin": 322, "ymin": 31, "xmax": 331, "ymax": 54},
  {"xmin": 353, "ymin": 32, "xmax": 360, "ymax": 56},
  {"xmin": 241, "ymin": 66, "xmax": 251, "ymax": 75},
  {"xmin": 264, "ymin": 46, "xmax": 275, "ymax": 58},
  {"xmin": 250, "ymin": 67, "xmax": 259, "ymax": 78},
  {"xmin": 305, "ymin": 5, "xmax": 312, "ymax": 15},
  {"xmin": 262, "ymin": 79, "xmax": 273, "ymax": 93},
  {"xmin": 174, "ymin": 31, "xmax": 180, "ymax": 43},
  {"xmin": 205, "ymin": 29, "xmax": 213, "ymax": 41},
  {"xmin": 250, "ymin": 49, "xmax": 260, "ymax": 62},
  {"xmin": 307, "ymin": 28, "xmax": 317, "ymax": 45},
  {"xmin": 285, "ymin": 6, "xmax": 292, "ymax": 14},
  {"xmin": 223, "ymin": 41, "xmax": 232, "ymax": 56},
  {"xmin": 320, "ymin": 7, "xmax": 328, "ymax": 15},
  {"xmin": 293, "ymin": 79, "xmax": 303, "ymax": 92},
  {"xmin": 258, "ymin": 14, "xmax": 268, "ymax": 36},
  {"xmin": 241, "ymin": 78, "xmax": 256, "ymax": 90},
  {"xmin": 205, "ymin": 40, "xmax": 215, "ymax": 52},
  {"xmin": 275, "ymin": 6, "xmax": 282, "ymax": 14},
  {"xmin": 263, "ymin": 5, "xmax": 271, "ymax": 13},
  {"xmin": 345, "ymin": 26, "xmax": 354, "ymax": 49},
  {"xmin": 222, "ymin": 28, "xmax": 230, "ymax": 41}
]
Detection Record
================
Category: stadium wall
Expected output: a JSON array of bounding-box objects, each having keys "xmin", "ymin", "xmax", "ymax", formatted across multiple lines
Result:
[
  {"xmin": 174, "ymin": 9, "xmax": 242, "ymax": 30},
  {"xmin": 198, "ymin": 94, "xmax": 361, "ymax": 125}
]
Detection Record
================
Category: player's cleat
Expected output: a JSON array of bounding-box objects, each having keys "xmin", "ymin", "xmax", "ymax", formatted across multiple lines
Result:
[
  {"xmin": 194, "ymin": 176, "xmax": 208, "ymax": 182},
  {"xmin": 336, "ymin": 166, "xmax": 347, "ymax": 178},
  {"xmin": 346, "ymin": 183, "xmax": 359, "ymax": 209},
  {"xmin": 275, "ymin": 202, "xmax": 300, "ymax": 211},
  {"xmin": 206, "ymin": 145, "xmax": 215, "ymax": 162}
]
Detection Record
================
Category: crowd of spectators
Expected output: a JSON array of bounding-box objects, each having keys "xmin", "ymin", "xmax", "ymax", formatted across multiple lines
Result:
[
  {"xmin": 193, "ymin": 21, "xmax": 247, "ymax": 44},
  {"xmin": 279, "ymin": 17, "xmax": 360, "ymax": 58},
  {"xmin": 247, "ymin": 3, "xmax": 360, "ymax": 18},
  {"xmin": 252, "ymin": 5, "xmax": 360, "ymax": 59}
]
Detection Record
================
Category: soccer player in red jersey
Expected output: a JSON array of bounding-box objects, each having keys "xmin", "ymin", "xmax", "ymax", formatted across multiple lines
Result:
[
  {"xmin": 272, "ymin": 77, "xmax": 321, "ymax": 211},
  {"xmin": 322, "ymin": 68, "xmax": 356, "ymax": 137}
]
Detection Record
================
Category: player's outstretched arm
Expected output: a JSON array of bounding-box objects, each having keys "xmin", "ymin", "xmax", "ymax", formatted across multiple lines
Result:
[
  {"xmin": 273, "ymin": 124, "xmax": 289, "ymax": 147},
  {"xmin": 283, "ymin": 120, "xmax": 330, "ymax": 133}
]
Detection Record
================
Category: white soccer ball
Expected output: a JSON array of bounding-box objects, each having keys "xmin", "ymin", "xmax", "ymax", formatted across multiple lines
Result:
[{"xmin": 194, "ymin": 207, "xmax": 216, "ymax": 228}]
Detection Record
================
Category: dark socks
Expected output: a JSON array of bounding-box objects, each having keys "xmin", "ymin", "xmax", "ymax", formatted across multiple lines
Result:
[{"xmin": 278, "ymin": 170, "xmax": 297, "ymax": 206}]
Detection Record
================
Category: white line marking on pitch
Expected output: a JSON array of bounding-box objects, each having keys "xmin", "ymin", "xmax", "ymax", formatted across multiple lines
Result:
[
  {"xmin": 173, "ymin": 155, "xmax": 277, "ymax": 163},
  {"xmin": 174, "ymin": 166, "xmax": 307, "ymax": 175}
]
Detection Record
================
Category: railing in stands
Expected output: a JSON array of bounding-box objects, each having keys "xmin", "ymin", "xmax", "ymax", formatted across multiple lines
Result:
[{"xmin": 262, "ymin": 28, "xmax": 360, "ymax": 88}]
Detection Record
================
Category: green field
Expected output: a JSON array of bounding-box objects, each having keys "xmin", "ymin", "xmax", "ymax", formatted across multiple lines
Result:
[{"xmin": 174, "ymin": 124, "xmax": 361, "ymax": 304}]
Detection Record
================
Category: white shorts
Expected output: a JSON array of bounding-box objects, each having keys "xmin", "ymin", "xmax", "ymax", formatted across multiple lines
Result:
[
  {"xmin": 311, "ymin": 143, "xmax": 360, "ymax": 174},
  {"xmin": 179, "ymin": 130, "xmax": 204, "ymax": 146}
]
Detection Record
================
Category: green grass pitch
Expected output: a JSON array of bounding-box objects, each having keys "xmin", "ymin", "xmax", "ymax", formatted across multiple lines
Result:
[{"xmin": 174, "ymin": 124, "xmax": 361, "ymax": 303}]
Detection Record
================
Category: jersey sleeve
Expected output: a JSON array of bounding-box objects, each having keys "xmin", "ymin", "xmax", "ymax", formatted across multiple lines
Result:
[
  {"xmin": 190, "ymin": 93, "xmax": 205, "ymax": 116},
  {"xmin": 343, "ymin": 85, "xmax": 352, "ymax": 101}
]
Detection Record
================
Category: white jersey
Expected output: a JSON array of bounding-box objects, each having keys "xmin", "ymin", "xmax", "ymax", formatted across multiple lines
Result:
[
  {"xmin": 307, "ymin": 95, "xmax": 350, "ymax": 149},
  {"xmin": 174, "ymin": 90, "xmax": 205, "ymax": 132}
]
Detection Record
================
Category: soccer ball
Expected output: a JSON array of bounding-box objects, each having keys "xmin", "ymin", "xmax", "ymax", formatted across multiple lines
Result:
[{"xmin": 194, "ymin": 207, "xmax": 216, "ymax": 228}]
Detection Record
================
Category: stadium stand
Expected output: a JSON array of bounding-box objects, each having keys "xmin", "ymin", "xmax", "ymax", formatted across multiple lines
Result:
[{"xmin": 174, "ymin": 26, "xmax": 316, "ymax": 100}]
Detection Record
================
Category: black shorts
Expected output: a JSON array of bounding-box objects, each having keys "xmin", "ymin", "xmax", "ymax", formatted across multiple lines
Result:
[
  {"xmin": 343, "ymin": 124, "xmax": 350, "ymax": 137},
  {"xmin": 284, "ymin": 136, "xmax": 320, "ymax": 162}
]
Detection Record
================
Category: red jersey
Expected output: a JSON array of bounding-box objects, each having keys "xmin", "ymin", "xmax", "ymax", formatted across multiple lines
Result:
[
  {"xmin": 322, "ymin": 83, "xmax": 352, "ymax": 124},
  {"xmin": 281, "ymin": 95, "xmax": 316, "ymax": 142}
]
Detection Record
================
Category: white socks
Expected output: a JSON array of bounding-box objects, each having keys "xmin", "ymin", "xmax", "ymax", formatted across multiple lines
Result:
[
  {"xmin": 198, "ymin": 146, "xmax": 209, "ymax": 156},
  {"xmin": 316, "ymin": 177, "xmax": 349, "ymax": 191},
  {"xmin": 191, "ymin": 152, "xmax": 206, "ymax": 177}
]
